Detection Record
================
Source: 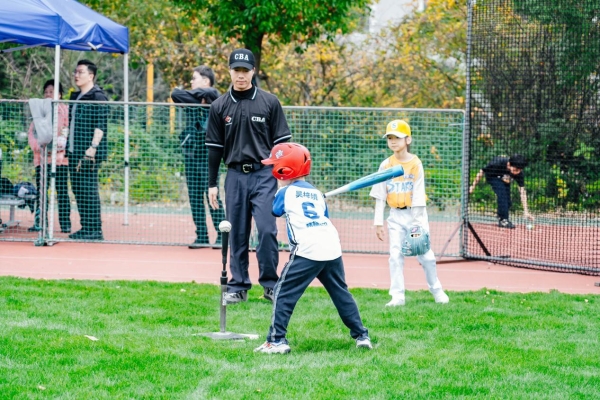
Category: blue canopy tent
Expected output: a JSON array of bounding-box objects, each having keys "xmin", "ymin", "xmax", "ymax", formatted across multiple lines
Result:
[
  {"xmin": 0, "ymin": 0, "xmax": 128, "ymax": 54},
  {"xmin": 0, "ymin": 0, "xmax": 131, "ymax": 242},
  {"xmin": 0, "ymin": 0, "xmax": 129, "ymax": 102}
]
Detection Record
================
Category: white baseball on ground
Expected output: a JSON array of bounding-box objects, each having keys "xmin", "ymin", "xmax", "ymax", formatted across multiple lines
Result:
[
  {"xmin": 219, "ymin": 220, "xmax": 232, "ymax": 233},
  {"xmin": 526, "ymin": 223, "xmax": 534, "ymax": 230}
]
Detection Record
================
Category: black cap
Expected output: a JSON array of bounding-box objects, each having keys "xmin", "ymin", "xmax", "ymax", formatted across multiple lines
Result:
[{"xmin": 229, "ymin": 48, "xmax": 255, "ymax": 70}]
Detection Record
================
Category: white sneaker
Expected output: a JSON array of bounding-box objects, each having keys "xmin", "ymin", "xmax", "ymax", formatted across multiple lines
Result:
[
  {"xmin": 433, "ymin": 291, "xmax": 449, "ymax": 304},
  {"xmin": 254, "ymin": 341, "xmax": 291, "ymax": 354},
  {"xmin": 356, "ymin": 335, "xmax": 373, "ymax": 350},
  {"xmin": 385, "ymin": 297, "xmax": 405, "ymax": 307}
]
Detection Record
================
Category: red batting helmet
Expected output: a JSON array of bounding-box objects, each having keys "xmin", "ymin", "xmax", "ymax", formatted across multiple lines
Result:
[{"xmin": 261, "ymin": 143, "xmax": 312, "ymax": 180}]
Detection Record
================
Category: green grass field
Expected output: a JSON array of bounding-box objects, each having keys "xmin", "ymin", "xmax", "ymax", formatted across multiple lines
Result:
[{"xmin": 1, "ymin": 277, "xmax": 599, "ymax": 399}]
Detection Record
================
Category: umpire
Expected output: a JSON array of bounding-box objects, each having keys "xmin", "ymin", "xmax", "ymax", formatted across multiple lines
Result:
[{"xmin": 206, "ymin": 48, "xmax": 292, "ymax": 304}]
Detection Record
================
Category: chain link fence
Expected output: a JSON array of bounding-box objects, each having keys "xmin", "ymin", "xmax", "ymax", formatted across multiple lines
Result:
[{"xmin": 1, "ymin": 100, "xmax": 464, "ymax": 256}]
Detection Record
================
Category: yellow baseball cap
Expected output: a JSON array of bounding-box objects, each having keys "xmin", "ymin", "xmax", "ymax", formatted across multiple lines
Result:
[{"xmin": 383, "ymin": 120, "xmax": 412, "ymax": 138}]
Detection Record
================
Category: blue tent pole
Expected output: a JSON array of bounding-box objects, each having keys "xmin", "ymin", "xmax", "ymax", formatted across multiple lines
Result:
[{"xmin": 123, "ymin": 52, "xmax": 130, "ymax": 226}]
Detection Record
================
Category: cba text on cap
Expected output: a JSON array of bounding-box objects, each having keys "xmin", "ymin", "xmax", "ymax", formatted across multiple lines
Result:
[{"xmin": 229, "ymin": 49, "xmax": 255, "ymax": 69}]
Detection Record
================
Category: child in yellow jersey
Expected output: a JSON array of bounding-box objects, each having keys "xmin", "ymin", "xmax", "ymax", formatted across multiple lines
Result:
[{"xmin": 369, "ymin": 120, "xmax": 449, "ymax": 307}]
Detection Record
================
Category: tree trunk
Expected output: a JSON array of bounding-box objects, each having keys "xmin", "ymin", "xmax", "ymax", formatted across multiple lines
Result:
[{"xmin": 245, "ymin": 32, "xmax": 265, "ymax": 88}]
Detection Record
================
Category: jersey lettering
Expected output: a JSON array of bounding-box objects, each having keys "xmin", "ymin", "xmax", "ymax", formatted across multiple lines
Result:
[
  {"xmin": 301, "ymin": 202, "xmax": 319, "ymax": 220},
  {"xmin": 251, "ymin": 116, "xmax": 265, "ymax": 122},
  {"xmin": 276, "ymin": 181, "xmax": 341, "ymax": 260},
  {"xmin": 306, "ymin": 221, "xmax": 328, "ymax": 228},
  {"xmin": 387, "ymin": 181, "xmax": 414, "ymax": 193},
  {"xmin": 295, "ymin": 190, "xmax": 318, "ymax": 201}
]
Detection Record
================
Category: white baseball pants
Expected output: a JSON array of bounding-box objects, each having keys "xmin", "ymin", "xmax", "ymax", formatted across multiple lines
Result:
[{"xmin": 387, "ymin": 207, "xmax": 444, "ymax": 298}]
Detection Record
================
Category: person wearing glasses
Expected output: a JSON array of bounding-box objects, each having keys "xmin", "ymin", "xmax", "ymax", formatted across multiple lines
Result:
[
  {"xmin": 171, "ymin": 65, "xmax": 225, "ymax": 249},
  {"xmin": 66, "ymin": 59, "xmax": 108, "ymax": 241}
]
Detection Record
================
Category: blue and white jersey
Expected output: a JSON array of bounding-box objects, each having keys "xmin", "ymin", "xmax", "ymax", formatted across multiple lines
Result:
[{"xmin": 272, "ymin": 180, "xmax": 342, "ymax": 261}]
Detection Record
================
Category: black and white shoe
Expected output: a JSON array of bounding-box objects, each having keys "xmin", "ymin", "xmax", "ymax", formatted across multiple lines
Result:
[
  {"xmin": 263, "ymin": 287, "xmax": 274, "ymax": 303},
  {"xmin": 356, "ymin": 335, "xmax": 373, "ymax": 350},
  {"xmin": 498, "ymin": 219, "xmax": 515, "ymax": 229},
  {"xmin": 224, "ymin": 291, "xmax": 248, "ymax": 305}
]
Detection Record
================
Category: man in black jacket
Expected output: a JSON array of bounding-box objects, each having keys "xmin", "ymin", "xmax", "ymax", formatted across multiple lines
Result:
[
  {"xmin": 67, "ymin": 59, "xmax": 108, "ymax": 241},
  {"xmin": 171, "ymin": 65, "xmax": 225, "ymax": 248}
]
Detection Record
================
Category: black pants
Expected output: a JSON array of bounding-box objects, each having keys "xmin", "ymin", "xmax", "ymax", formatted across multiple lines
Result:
[
  {"xmin": 224, "ymin": 167, "xmax": 279, "ymax": 292},
  {"xmin": 488, "ymin": 177, "xmax": 512, "ymax": 220},
  {"xmin": 184, "ymin": 154, "xmax": 225, "ymax": 243},
  {"xmin": 266, "ymin": 254, "xmax": 369, "ymax": 343},
  {"xmin": 35, "ymin": 165, "xmax": 71, "ymax": 232},
  {"xmin": 69, "ymin": 159, "xmax": 102, "ymax": 233}
]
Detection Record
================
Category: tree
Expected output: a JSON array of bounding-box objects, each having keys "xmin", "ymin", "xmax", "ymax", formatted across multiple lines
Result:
[
  {"xmin": 81, "ymin": 0, "xmax": 232, "ymax": 97},
  {"xmin": 359, "ymin": 0, "xmax": 467, "ymax": 108},
  {"xmin": 260, "ymin": 0, "xmax": 467, "ymax": 108},
  {"xmin": 259, "ymin": 39, "xmax": 363, "ymax": 106},
  {"xmin": 2, "ymin": 0, "xmax": 467, "ymax": 107},
  {"xmin": 469, "ymin": 0, "xmax": 600, "ymax": 208},
  {"xmin": 174, "ymin": 0, "xmax": 371, "ymax": 84}
]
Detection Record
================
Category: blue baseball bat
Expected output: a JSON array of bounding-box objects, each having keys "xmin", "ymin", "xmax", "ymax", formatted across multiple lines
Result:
[{"xmin": 324, "ymin": 165, "xmax": 405, "ymax": 197}]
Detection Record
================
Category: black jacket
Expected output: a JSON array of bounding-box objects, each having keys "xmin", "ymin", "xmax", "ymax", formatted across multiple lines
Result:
[
  {"xmin": 483, "ymin": 156, "xmax": 525, "ymax": 187},
  {"xmin": 67, "ymin": 85, "xmax": 109, "ymax": 162},
  {"xmin": 171, "ymin": 87, "xmax": 220, "ymax": 106},
  {"xmin": 171, "ymin": 87, "xmax": 220, "ymax": 158}
]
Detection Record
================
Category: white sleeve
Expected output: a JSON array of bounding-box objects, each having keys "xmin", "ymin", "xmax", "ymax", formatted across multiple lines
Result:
[
  {"xmin": 369, "ymin": 160, "xmax": 388, "ymax": 201},
  {"xmin": 374, "ymin": 198, "xmax": 386, "ymax": 226},
  {"xmin": 369, "ymin": 181, "xmax": 387, "ymax": 201}
]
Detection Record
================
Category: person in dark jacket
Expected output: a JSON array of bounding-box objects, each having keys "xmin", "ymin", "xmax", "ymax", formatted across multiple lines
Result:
[
  {"xmin": 66, "ymin": 59, "xmax": 108, "ymax": 241},
  {"xmin": 469, "ymin": 154, "xmax": 533, "ymax": 228},
  {"xmin": 171, "ymin": 65, "xmax": 225, "ymax": 248}
]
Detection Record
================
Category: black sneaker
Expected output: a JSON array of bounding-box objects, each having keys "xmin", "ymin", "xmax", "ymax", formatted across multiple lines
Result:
[
  {"xmin": 224, "ymin": 291, "xmax": 248, "ymax": 305},
  {"xmin": 263, "ymin": 287, "xmax": 274, "ymax": 303},
  {"xmin": 498, "ymin": 219, "xmax": 515, "ymax": 229},
  {"xmin": 77, "ymin": 231, "xmax": 104, "ymax": 240},
  {"xmin": 189, "ymin": 239, "xmax": 210, "ymax": 249},
  {"xmin": 68, "ymin": 229, "xmax": 85, "ymax": 239}
]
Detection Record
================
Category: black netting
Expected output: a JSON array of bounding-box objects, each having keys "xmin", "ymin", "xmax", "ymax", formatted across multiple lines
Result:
[{"xmin": 465, "ymin": 0, "xmax": 600, "ymax": 274}]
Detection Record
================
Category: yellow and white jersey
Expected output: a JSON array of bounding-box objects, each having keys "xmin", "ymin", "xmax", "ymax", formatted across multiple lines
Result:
[{"xmin": 369, "ymin": 155, "xmax": 427, "ymax": 209}]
